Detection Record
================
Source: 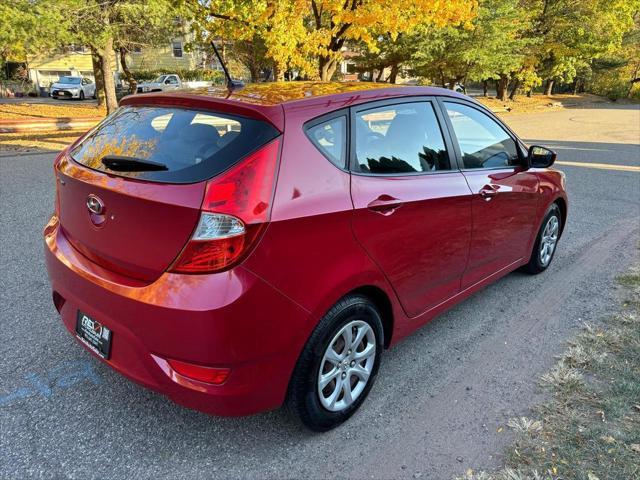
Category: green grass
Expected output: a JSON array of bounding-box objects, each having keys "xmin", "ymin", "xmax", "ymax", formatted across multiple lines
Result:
[
  {"xmin": 458, "ymin": 267, "xmax": 640, "ymax": 480},
  {"xmin": 617, "ymin": 272, "xmax": 640, "ymax": 288}
]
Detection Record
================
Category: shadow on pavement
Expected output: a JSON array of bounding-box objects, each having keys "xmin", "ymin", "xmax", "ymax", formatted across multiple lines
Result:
[{"xmin": 0, "ymin": 130, "xmax": 82, "ymax": 157}]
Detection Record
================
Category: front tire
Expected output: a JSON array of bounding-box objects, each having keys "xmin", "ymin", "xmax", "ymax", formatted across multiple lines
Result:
[
  {"xmin": 287, "ymin": 295, "xmax": 384, "ymax": 431},
  {"xmin": 79, "ymin": 90, "xmax": 85, "ymax": 101},
  {"xmin": 523, "ymin": 203, "xmax": 562, "ymax": 274}
]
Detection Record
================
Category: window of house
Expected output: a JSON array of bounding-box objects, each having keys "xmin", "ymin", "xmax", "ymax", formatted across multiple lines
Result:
[
  {"xmin": 172, "ymin": 40, "xmax": 183, "ymax": 58},
  {"xmin": 354, "ymin": 102, "xmax": 450, "ymax": 174},
  {"xmin": 68, "ymin": 44, "xmax": 86, "ymax": 53}
]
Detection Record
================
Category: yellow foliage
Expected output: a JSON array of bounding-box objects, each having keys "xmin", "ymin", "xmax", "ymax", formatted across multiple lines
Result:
[{"xmin": 201, "ymin": 0, "xmax": 477, "ymax": 79}]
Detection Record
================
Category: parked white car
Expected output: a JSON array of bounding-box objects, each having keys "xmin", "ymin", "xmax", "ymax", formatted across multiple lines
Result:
[
  {"xmin": 50, "ymin": 76, "xmax": 96, "ymax": 100},
  {"xmin": 136, "ymin": 74, "xmax": 182, "ymax": 93}
]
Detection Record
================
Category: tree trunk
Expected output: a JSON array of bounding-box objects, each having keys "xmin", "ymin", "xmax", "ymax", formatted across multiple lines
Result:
[
  {"xmin": 627, "ymin": 62, "xmax": 640, "ymax": 98},
  {"xmin": 90, "ymin": 48, "xmax": 105, "ymax": 107},
  {"xmin": 509, "ymin": 79, "xmax": 520, "ymax": 100},
  {"xmin": 319, "ymin": 56, "xmax": 339, "ymax": 81},
  {"xmin": 482, "ymin": 80, "xmax": 488, "ymax": 97},
  {"xmin": 273, "ymin": 63, "xmax": 284, "ymax": 82},
  {"xmin": 448, "ymin": 79, "xmax": 456, "ymax": 90},
  {"xmin": 248, "ymin": 65, "xmax": 259, "ymax": 83},
  {"xmin": 497, "ymin": 74, "xmax": 508, "ymax": 101},
  {"xmin": 376, "ymin": 68, "xmax": 384, "ymax": 82},
  {"xmin": 99, "ymin": 37, "xmax": 118, "ymax": 114},
  {"xmin": 388, "ymin": 64, "xmax": 399, "ymax": 84},
  {"xmin": 118, "ymin": 47, "xmax": 137, "ymax": 94},
  {"xmin": 544, "ymin": 79, "xmax": 554, "ymax": 96}
]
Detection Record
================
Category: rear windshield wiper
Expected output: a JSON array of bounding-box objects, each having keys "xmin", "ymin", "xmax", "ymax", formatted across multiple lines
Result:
[{"xmin": 101, "ymin": 155, "xmax": 168, "ymax": 172}]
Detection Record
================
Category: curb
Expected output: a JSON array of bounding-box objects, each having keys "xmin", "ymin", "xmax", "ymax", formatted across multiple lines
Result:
[{"xmin": 0, "ymin": 117, "xmax": 102, "ymax": 133}]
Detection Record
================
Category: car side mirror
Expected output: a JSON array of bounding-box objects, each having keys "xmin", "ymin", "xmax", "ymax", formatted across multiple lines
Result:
[{"xmin": 528, "ymin": 145, "xmax": 557, "ymax": 168}]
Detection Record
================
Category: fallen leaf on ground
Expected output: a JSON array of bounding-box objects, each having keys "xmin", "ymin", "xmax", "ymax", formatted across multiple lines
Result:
[{"xmin": 601, "ymin": 435, "xmax": 616, "ymax": 444}]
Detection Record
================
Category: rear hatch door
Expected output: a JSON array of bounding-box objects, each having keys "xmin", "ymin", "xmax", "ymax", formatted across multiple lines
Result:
[{"xmin": 57, "ymin": 105, "xmax": 279, "ymax": 282}]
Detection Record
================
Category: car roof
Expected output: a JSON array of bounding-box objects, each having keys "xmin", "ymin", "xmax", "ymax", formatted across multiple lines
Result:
[
  {"xmin": 182, "ymin": 81, "xmax": 467, "ymax": 106},
  {"xmin": 120, "ymin": 81, "xmax": 471, "ymax": 132}
]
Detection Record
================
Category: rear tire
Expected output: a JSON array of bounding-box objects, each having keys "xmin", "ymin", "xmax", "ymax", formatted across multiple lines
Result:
[
  {"xmin": 523, "ymin": 203, "xmax": 562, "ymax": 274},
  {"xmin": 286, "ymin": 295, "xmax": 383, "ymax": 431}
]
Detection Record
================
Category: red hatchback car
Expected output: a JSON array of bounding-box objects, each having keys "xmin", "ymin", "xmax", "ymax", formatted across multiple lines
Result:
[{"xmin": 44, "ymin": 82, "xmax": 567, "ymax": 431}]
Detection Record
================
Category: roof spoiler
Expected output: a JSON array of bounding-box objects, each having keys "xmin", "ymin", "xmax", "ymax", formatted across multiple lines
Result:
[{"xmin": 211, "ymin": 41, "xmax": 244, "ymax": 93}]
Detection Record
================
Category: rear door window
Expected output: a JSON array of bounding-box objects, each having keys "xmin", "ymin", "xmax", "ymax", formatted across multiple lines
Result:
[
  {"xmin": 70, "ymin": 106, "xmax": 279, "ymax": 183},
  {"xmin": 354, "ymin": 102, "xmax": 450, "ymax": 174}
]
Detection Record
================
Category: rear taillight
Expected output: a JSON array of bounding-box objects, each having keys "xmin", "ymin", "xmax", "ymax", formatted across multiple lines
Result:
[
  {"xmin": 169, "ymin": 138, "xmax": 280, "ymax": 274},
  {"xmin": 167, "ymin": 358, "xmax": 230, "ymax": 385},
  {"xmin": 53, "ymin": 152, "xmax": 65, "ymax": 216}
]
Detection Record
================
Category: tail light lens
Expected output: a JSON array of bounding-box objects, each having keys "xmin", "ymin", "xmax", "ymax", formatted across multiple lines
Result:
[
  {"xmin": 54, "ymin": 152, "xmax": 65, "ymax": 216},
  {"xmin": 169, "ymin": 138, "xmax": 281, "ymax": 274},
  {"xmin": 167, "ymin": 358, "xmax": 230, "ymax": 385}
]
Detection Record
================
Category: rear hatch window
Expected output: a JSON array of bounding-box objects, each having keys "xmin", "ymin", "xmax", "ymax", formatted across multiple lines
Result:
[{"xmin": 70, "ymin": 106, "xmax": 280, "ymax": 183}]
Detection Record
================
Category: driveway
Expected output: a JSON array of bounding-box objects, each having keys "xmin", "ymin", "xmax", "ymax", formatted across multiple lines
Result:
[{"xmin": 1, "ymin": 103, "xmax": 638, "ymax": 479}]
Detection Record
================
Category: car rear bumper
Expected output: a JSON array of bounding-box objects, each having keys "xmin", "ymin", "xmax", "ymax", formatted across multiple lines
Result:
[{"xmin": 43, "ymin": 215, "xmax": 310, "ymax": 416}]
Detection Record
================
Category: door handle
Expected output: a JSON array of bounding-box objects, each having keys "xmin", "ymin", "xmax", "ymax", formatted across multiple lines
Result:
[
  {"xmin": 367, "ymin": 195, "xmax": 403, "ymax": 215},
  {"xmin": 479, "ymin": 184, "xmax": 499, "ymax": 201}
]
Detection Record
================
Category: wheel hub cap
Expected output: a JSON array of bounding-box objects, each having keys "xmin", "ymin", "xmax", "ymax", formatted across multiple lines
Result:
[
  {"xmin": 539, "ymin": 215, "xmax": 559, "ymax": 266},
  {"xmin": 317, "ymin": 320, "xmax": 376, "ymax": 412}
]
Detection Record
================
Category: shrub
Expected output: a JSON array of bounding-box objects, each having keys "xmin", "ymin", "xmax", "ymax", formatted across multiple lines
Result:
[{"xmin": 132, "ymin": 69, "xmax": 225, "ymax": 84}]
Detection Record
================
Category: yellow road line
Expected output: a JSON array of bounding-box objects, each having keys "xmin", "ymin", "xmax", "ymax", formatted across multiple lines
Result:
[{"xmin": 555, "ymin": 161, "xmax": 640, "ymax": 172}]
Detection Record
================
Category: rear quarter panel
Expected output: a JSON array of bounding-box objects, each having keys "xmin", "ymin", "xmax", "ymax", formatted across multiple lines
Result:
[{"xmin": 242, "ymin": 102, "xmax": 402, "ymax": 341}]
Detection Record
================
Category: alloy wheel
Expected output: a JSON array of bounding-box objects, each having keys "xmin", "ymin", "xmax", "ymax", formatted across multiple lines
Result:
[
  {"xmin": 317, "ymin": 320, "xmax": 376, "ymax": 412},
  {"xmin": 539, "ymin": 215, "xmax": 559, "ymax": 266}
]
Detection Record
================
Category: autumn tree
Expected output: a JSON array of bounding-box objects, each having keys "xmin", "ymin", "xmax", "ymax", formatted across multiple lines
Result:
[
  {"xmin": 113, "ymin": 1, "xmax": 191, "ymax": 94},
  {"xmin": 0, "ymin": 1, "xmax": 73, "ymax": 77},
  {"xmin": 410, "ymin": 0, "xmax": 532, "ymax": 100},
  {"xmin": 351, "ymin": 33, "xmax": 417, "ymax": 83},
  {"xmin": 228, "ymin": 36, "xmax": 272, "ymax": 82},
  {"xmin": 194, "ymin": 0, "xmax": 476, "ymax": 81},
  {"xmin": 524, "ymin": 0, "xmax": 637, "ymax": 95}
]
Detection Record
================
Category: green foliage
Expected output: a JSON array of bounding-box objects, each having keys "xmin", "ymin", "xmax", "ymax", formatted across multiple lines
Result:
[
  {"xmin": 133, "ymin": 69, "xmax": 224, "ymax": 83},
  {"xmin": 350, "ymin": 0, "xmax": 638, "ymax": 99},
  {"xmin": 526, "ymin": 0, "xmax": 638, "ymax": 86},
  {"xmin": 588, "ymin": 14, "xmax": 640, "ymax": 99},
  {"xmin": 0, "ymin": 1, "xmax": 74, "ymax": 68},
  {"xmin": 406, "ymin": 0, "xmax": 534, "ymax": 95}
]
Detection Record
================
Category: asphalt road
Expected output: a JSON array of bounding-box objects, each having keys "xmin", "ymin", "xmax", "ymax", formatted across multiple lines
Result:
[{"xmin": 1, "ymin": 103, "xmax": 639, "ymax": 479}]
